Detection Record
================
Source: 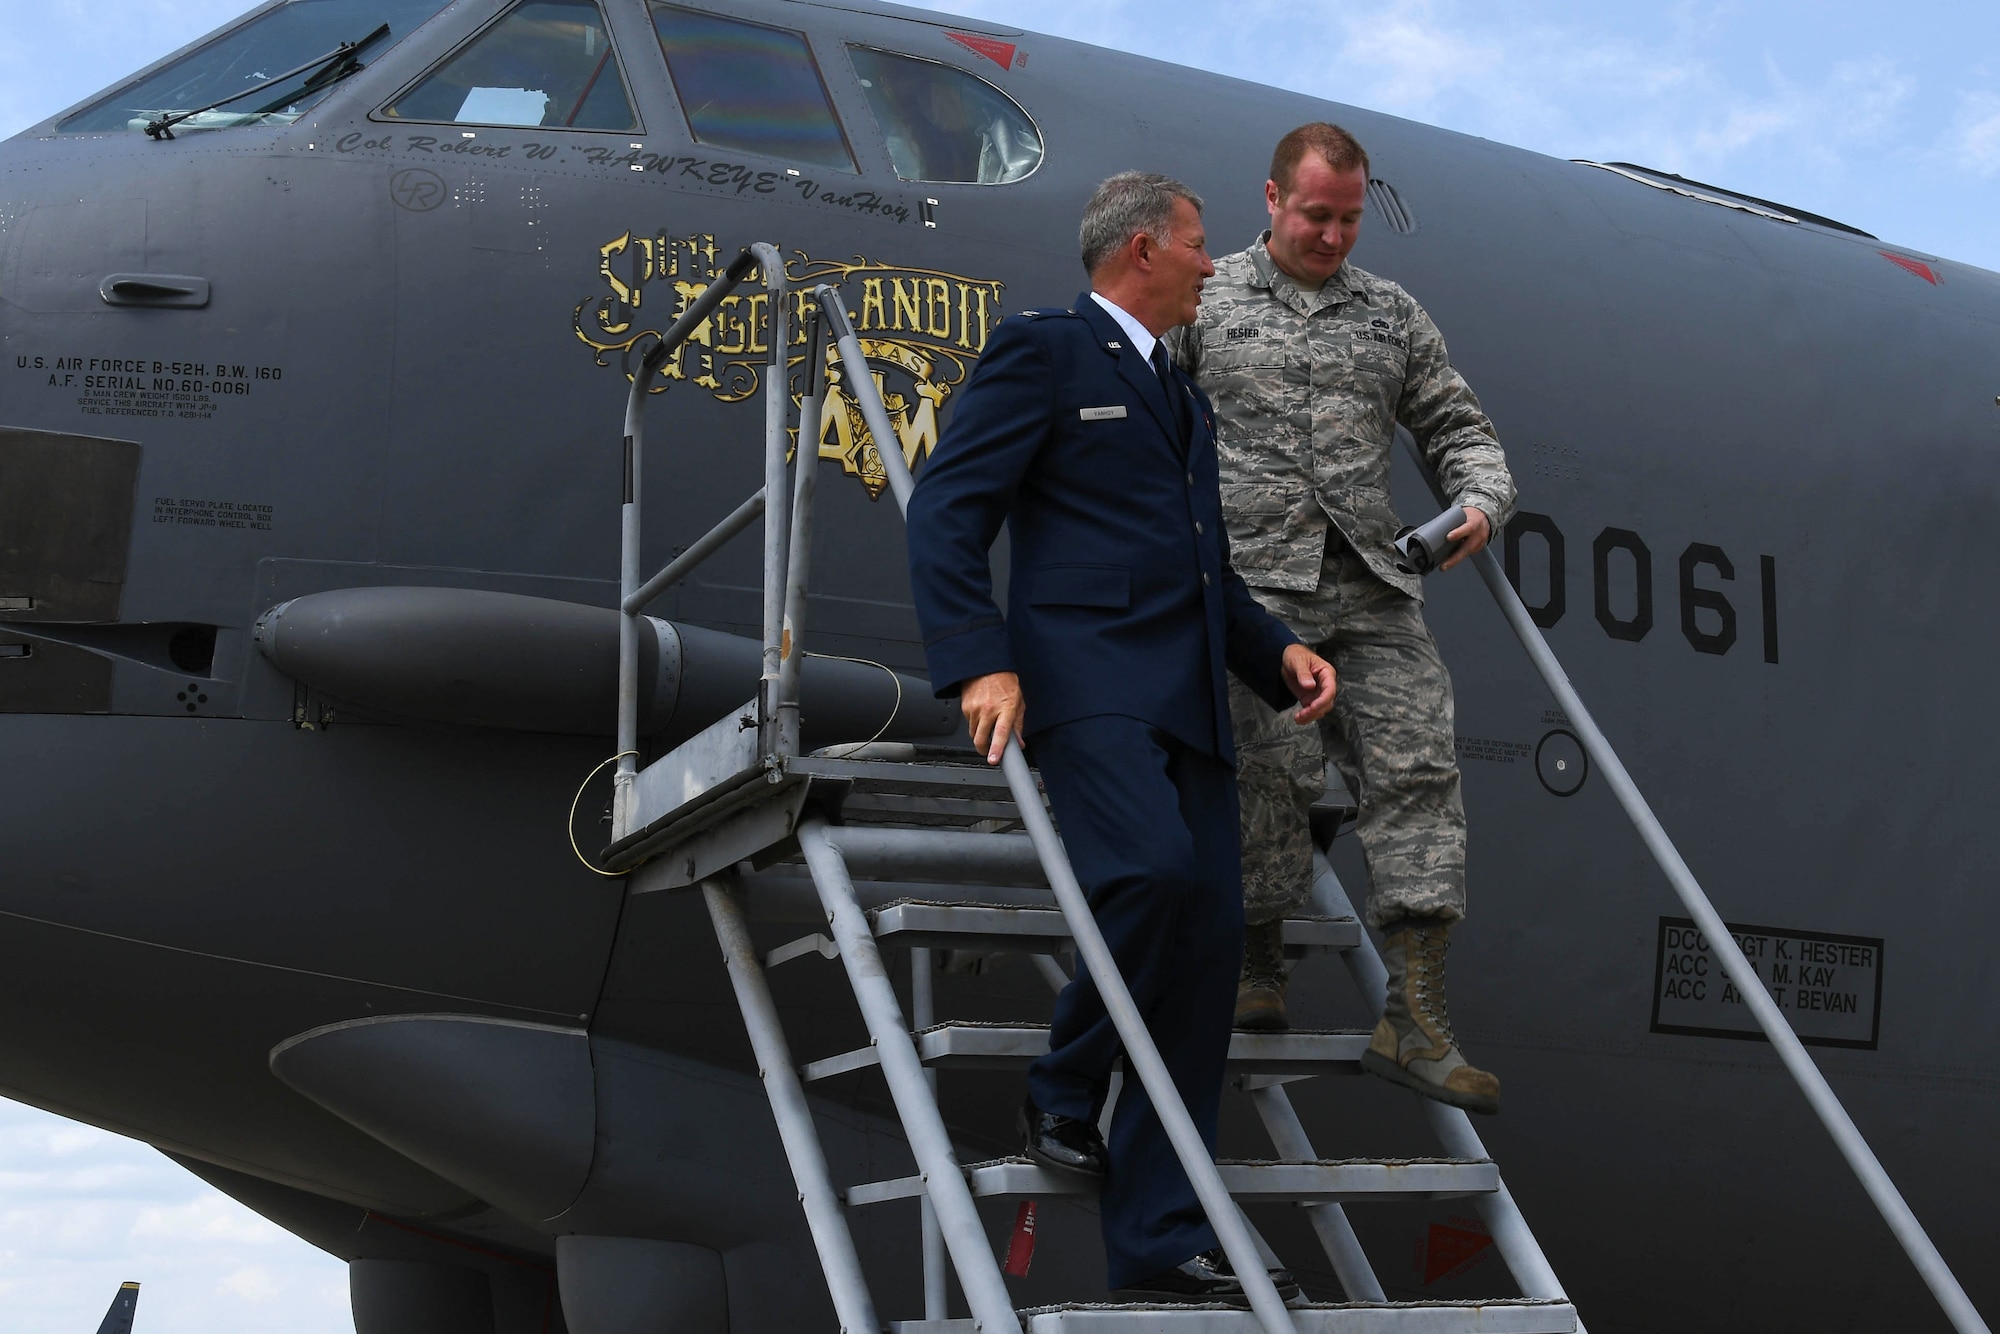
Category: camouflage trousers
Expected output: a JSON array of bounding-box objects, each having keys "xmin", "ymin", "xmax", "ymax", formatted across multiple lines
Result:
[{"xmin": 1231, "ymin": 537, "xmax": 1467, "ymax": 930}]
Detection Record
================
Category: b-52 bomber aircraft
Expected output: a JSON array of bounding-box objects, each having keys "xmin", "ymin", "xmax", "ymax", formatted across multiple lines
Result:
[{"xmin": 0, "ymin": 1, "xmax": 1994, "ymax": 1332}]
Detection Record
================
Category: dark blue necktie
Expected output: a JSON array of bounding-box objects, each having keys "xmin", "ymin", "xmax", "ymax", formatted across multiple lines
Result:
[{"xmin": 1150, "ymin": 342, "xmax": 1189, "ymax": 446}]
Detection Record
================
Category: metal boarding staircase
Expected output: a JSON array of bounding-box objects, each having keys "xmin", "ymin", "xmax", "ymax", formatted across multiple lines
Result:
[
  {"xmin": 600, "ymin": 246, "xmax": 1578, "ymax": 1334},
  {"xmin": 602, "ymin": 246, "xmax": 1988, "ymax": 1334}
]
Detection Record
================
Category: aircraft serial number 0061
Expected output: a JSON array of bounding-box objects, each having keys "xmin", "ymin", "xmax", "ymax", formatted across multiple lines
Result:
[{"xmin": 1503, "ymin": 511, "xmax": 1779, "ymax": 664}]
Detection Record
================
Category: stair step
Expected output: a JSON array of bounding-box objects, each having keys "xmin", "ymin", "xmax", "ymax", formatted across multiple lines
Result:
[
  {"xmin": 787, "ymin": 751, "xmax": 1020, "ymax": 792},
  {"xmin": 801, "ymin": 1023, "xmax": 1370, "ymax": 1082},
  {"xmin": 867, "ymin": 900, "xmax": 1361, "ymax": 955},
  {"xmin": 847, "ymin": 1156, "xmax": 1496, "ymax": 1207},
  {"xmin": 888, "ymin": 1301, "xmax": 1576, "ymax": 1332},
  {"xmin": 836, "ymin": 789, "xmax": 1025, "ymax": 826}
]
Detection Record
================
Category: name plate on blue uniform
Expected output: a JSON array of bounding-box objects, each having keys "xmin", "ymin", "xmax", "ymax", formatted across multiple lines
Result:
[{"xmin": 1079, "ymin": 406, "xmax": 1127, "ymax": 421}]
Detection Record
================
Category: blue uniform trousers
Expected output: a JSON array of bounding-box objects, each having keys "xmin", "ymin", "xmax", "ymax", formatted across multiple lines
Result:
[{"xmin": 1023, "ymin": 713, "xmax": 1245, "ymax": 1288}]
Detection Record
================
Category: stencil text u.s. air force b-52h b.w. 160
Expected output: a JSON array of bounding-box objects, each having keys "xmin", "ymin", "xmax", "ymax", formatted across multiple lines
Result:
[{"xmin": 1, "ymin": 1, "xmax": 1994, "ymax": 1332}]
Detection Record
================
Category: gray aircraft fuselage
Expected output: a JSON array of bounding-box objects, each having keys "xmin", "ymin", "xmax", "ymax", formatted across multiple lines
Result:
[{"xmin": 1, "ymin": 2, "xmax": 1995, "ymax": 1331}]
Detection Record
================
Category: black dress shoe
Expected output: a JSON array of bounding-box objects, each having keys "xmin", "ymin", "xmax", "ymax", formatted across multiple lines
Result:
[
  {"xmin": 1117, "ymin": 1248, "xmax": 1302, "ymax": 1307},
  {"xmin": 1018, "ymin": 1096, "xmax": 1108, "ymax": 1178}
]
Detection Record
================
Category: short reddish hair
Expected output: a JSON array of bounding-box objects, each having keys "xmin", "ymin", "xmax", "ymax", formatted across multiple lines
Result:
[{"xmin": 1269, "ymin": 123, "xmax": 1370, "ymax": 196}]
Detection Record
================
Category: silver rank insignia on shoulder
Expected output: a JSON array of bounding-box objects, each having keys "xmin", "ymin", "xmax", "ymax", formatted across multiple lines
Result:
[{"xmin": 1079, "ymin": 405, "xmax": 1128, "ymax": 421}]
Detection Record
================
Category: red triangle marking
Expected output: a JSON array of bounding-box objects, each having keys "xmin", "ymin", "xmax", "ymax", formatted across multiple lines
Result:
[
  {"xmin": 948, "ymin": 32, "xmax": 1018, "ymax": 69},
  {"xmin": 1880, "ymin": 252, "xmax": 1940, "ymax": 285},
  {"xmin": 1423, "ymin": 1222, "xmax": 1494, "ymax": 1284}
]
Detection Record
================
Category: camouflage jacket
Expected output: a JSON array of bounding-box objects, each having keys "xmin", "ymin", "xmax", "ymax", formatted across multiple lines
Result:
[{"xmin": 1175, "ymin": 235, "xmax": 1516, "ymax": 601}]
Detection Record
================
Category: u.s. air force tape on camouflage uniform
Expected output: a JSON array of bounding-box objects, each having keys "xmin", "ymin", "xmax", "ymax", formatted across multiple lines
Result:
[{"xmin": 1176, "ymin": 235, "xmax": 1515, "ymax": 929}]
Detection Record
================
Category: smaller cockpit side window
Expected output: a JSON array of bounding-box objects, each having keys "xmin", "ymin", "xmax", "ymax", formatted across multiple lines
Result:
[
  {"xmin": 381, "ymin": 0, "xmax": 637, "ymax": 131},
  {"xmin": 59, "ymin": 0, "xmax": 455, "ymax": 135},
  {"xmin": 649, "ymin": 5, "xmax": 856, "ymax": 175},
  {"xmin": 846, "ymin": 46, "xmax": 1041, "ymax": 185}
]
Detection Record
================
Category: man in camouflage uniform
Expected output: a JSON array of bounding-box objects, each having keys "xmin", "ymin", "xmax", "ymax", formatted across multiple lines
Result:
[{"xmin": 1175, "ymin": 123, "xmax": 1516, "ymax": 1115}]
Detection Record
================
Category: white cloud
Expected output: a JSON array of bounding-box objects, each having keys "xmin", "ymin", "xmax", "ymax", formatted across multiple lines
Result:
[
  {"xmin": 132, "ymin": 1194, "xmax": 284, "ymax": 1245},
  {"xmin": 941, "ymin": 0, "xmax": 1908, "ymax": 189},
  {"xmin": 1944, "ymin": 91, "xmax": 2000, "ymax": 176},
  {"xmin": 935, "ymin": 0, "xmax": 1998, "ymax": 256},
  {"xmin": 218, "ymin": 1266, "xmax": 282, "ymax": 1302},
  {"xmin": 1670, "ymin": 56, "xmax": 1910, "ymax": 171},
  {"xmin": 1323, "ymin": 4, "xmax": 1502, "ymax": 115},
  {"xmin": 0, "ymin": 1098, "xmax": 350, "ymax": 1334},
  {"xmin": 1285, "ymin": 4, "xmax": 1907, "ymax": 185}
]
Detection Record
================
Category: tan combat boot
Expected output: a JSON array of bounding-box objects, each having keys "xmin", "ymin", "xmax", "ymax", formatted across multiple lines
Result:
[
  {"xmin": 1234, "ymin": 918, "xmax": 1290, "ymax": 1031},
  {"xmin": 1360, "ymin": 918, "xmax": 1500, "ymax": 1115}
]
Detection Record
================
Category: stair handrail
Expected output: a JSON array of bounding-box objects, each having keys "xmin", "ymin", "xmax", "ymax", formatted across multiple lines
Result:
[
  {"xmin": 1403, "ymin": 439, "xmax": 1988, "ymax": 1334},
  {"xmin": 827, "ymin": 295, "xmax": 1301, "ymax": 1334},
  {"xmin": 614, "ymin": 243, "xmax": 786, "ymax": 836}
]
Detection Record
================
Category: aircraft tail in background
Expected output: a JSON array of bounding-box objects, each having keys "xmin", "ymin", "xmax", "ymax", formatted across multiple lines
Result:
[{"xmin": 94, "ymin": 1282, "xmax": 139, "ymax": 1334}]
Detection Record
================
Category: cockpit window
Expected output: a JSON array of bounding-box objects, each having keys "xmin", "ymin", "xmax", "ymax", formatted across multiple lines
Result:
[
  {"xmin": 58, "ymin": 0, "xmax": 451, "ymax": 135},
  {"xmin": 846, "ymin": 46, "xmax": 1041, "ymax": 185},
  {"xmin": 649, "ymin": 5, "xmax": 856, "ymax": 174},
  {"xmin": 382, "ymin": 0, "xmax": 636, "ymax": 131}
]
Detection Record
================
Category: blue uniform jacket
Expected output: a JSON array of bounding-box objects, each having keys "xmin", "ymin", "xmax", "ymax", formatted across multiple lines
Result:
[{"xmin": 906, "ymin": 293, "xmax": 1300, "ymax": 763}]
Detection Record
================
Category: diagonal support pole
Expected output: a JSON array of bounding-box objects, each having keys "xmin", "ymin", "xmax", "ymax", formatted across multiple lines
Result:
[
  {"xmin": 1310, "ymin": 848, "xmax": 1582, "ymax": 1328},
  {"xmin": 702, "ymin": 881, "xmax": 880, "ymax": 1334},
  {"xmin": 798, "ymin": 817, "xmax": 1024, "ymax": 1334},
  {"xmin": 1246, "ymin": 1083, "xmax": 1386, "ymax": 1302}
]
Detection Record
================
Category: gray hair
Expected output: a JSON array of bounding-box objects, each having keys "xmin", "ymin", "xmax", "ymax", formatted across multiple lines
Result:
[{"xmin": 1079, "ymin": 171, "xmax": 1204, "ymax": 274}]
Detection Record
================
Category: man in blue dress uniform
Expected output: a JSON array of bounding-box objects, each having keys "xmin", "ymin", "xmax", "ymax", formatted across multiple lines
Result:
[{"xmin": 905, "ymin": 172, "xmax": 1337, "ymax": 1303}]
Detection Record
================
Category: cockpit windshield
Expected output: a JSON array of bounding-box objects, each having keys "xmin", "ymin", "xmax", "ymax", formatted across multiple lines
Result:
[
  {"xmin": 58, "ymin": 0, "xmax": 452, "ymax": 135},
  {"xmin": 847, "ymin": 46, "xmax": 1040, "ymax": 185}
]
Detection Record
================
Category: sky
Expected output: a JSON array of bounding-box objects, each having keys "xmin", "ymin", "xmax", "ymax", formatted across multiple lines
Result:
[
  {"xmin": 0, "ymin": 0, "xmax": 1995, "ymax": 1330},
  {"xmin": 4, "ymin": 0, "xmax": 1997, "ymax": 270},
  {"xmin": 0, "ymin": 1097, "xmax": 350, "ymax": 1334}
]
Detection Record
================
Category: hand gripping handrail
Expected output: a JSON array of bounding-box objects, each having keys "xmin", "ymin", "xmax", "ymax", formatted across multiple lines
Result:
[
  {"xmin": 827, "ymin": 295, "xmax": 1300, "ymax": 1333},
  {"xmin": 1406, "ymin": 441, "xmax": 1988, "ymax": 1334},
  {"xmin": 614, "ymin": 244, "xmax": 785, "ymax": 830}
]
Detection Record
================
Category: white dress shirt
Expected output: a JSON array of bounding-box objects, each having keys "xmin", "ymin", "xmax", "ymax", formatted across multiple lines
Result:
[{"xmin": 1089, "ymin": 291, "xmax": 1158, "ymax": 365}]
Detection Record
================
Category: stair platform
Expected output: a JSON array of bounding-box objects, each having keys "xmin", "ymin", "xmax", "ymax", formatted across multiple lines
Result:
[
  {"xmin": 801, "ymin": 1022, "xmax": 1370, "ymax": 1082},
  {"xmin": 847, "ymin": 1156, "xmax": 1497, "ymax": 1207},
  {"xmin": 616, "ymin": 748, "xmax": 1030, "ymax": 879},
  {"xmin": 888, "ymin": 1299, "xmax": 1577, "ymax": 1332},
  {"xmin": 867, "ymin": 900, "xmax": 1362, "ymax": 956}
]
